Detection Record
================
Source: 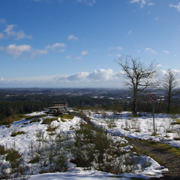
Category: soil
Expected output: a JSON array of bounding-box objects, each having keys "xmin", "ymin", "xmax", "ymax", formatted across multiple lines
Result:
[{"xmin": 127, "ymin": 138, "xmax": 180, "ymax": 179}]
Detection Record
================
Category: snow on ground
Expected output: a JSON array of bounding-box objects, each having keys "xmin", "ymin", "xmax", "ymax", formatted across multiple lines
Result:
[
  {"xmin": 0, "ymin": 115, "xmax": 82, "ymax": 155},
  {"xmin": 0, "ymin": 111, "xmax": 172, "ymax": 179},
  {"xmin": 88, "ymin": 111, "xmax": 180, "ymax": 147},
  {"xmin": 29, "ymin": 168, "xmax": 130, "ymax": 180}
]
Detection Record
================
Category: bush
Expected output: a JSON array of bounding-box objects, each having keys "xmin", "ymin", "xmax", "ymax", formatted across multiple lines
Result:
[
  {"xmin": 0, "ymin": 145, "xmax": 7, "ymax": 155},
  {"xmin": 11, "ymin": 130, "xmax": 26, "ymax": 137},
  {"xmin": 41, "ymin": 118, "xmax": 57, "ymax": 125},
  {"xmin": 46, "ymin": 125, "xmax": 58, "ymax": 132},
  {"xmin": 6, "ymin": 149, "xmax": 21, "ymax": 162}
]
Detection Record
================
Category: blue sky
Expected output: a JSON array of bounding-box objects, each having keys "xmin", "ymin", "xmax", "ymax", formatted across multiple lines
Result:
[{"xmin": 0, "ymin": 0, "xmax": 180, "ymax": 88}]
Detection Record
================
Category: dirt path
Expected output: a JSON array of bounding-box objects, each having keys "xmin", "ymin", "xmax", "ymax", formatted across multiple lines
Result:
[{"xmin": 127, "ymin": 138, "xmax": 180, "ymax": 179}]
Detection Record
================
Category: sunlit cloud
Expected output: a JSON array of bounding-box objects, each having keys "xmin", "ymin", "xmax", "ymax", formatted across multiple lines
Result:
[
  {"xmin": 46, "ymin": 43, "xmax": 66, "ymax": 49},
  {"xmin": 145, "ymin": 48, "xmax": 157, "ymax": 54},
  {"xmin": 130, "ymin": 0, "xmax": 154, "ymax": 8},
  {"xmin": 31, "ymin": 49, "xmax": 48, "ymax": 57},
  {"xmin": 1, "ymin": 68, "xmax": 180, "ymax": 88},
  {"xmin": 76, "ymin": 0, "xmax": 96, "ymax": 6},
  {"xmin": 169, "ymin": 2, "xmax": 180, "ymax": 12},
  {"xmin": 4, "ymin": 24, "xmax": 32, "ymax": 40},
  {"xmin": 108, "ymin": 46, "xmax": 123, "ymax": 51},
  {"xmin": 68, "ymin": 34, "xmax": 79, "ymax": 41},
  {"xmin": 81, "ymin": 50, "xmax": 88, "ymax": 56},
  {"xmin": 162, "ymin": 50, "xmax": 170, "ymax": 55},
  {"xmin": 6, "ymin": 44, "xmax": 32, "ymax": 58}
]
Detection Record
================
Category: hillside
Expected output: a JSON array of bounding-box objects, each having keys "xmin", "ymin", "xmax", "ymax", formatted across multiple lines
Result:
[{"xmin": 0, "ymin": 110, "xmax": 180, "ymax": 179}]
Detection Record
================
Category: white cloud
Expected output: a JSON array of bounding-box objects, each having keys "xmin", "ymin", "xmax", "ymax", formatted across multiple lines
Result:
[
  {"xmin": 6, "ymin": 44, "xmax": 32, "ymax": 58},
  {"xmin": 68, "ymin": 72, "xmax": 89, "ymax": 81},
  {"xmin": 108, "ymin": 46, "xmax": 123, "ymax": 51},
  {"xmin": 46, "ymin": 43, "xmax": 66, "ymax": 49},
  {"xmin": 88, "ymin": 69, "xmax": 115, "ymax": 81},
  {"xmin": 145, "ymin": 48, "xmax": 157, "ymax": 54},
  {"xmin": 169, "ymin": 2, "xmax": 180, "ymax": 12},
  {"xmin": 4, "ymin": 24, "xmax": 32, "ymax": 40},
  {"xmin": 156, "ymin": 64, "xmax": 162, "ymax": 68},
  {"xmin": 130, "ymin": 0, "xmax": 154, "ymax": 8},
  {"xmin": 162, "ymin": 50, "xmax": 170, "ymax": 55},
  {"xmin": 31, "ymin": 49, "xmax": 48, "ymax": 57},
  {"xmin": 0, "ymin": 69, "xmax": 124, "ymax": 88},
  {"xmin": 81, "ymin": 50, "xmax": 88, "ymax": 56},
  {"xmin": 0, "ymin": 77, "xmax": 4, "ymax": 81},
  {"xmin": 76, "ymin": 0, "xmax": 96, "ymax": 6},
  {"xmin": 68, "ymin": 34, "xmax": 79, "ymax": 41},
  {"xmin": 3, "ymin": 68, "xmax": 180, "ymax": 88}
]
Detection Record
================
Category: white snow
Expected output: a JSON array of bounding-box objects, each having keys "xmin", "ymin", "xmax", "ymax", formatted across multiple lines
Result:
[
  {"xmin": 29, "ymin": 169, "xmax": 129, "ymax": 180},
  {"xmin": 88, "ymin": 111, "xmax": 180, "ymax": 147},
  {"xmin": 0, "ymin": 110, "xmax": 176, "ymax": 179}
]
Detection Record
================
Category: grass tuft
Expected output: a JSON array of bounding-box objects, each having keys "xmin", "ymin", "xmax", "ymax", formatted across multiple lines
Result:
[
  {"xmin": 41, "ymin": 118, "xmax": 57, "ymax": 125},
  {"xmin": 0, "ymin": 145, "xmax": 7, "ymax": 155},
  {"xmin": 11, "ymin": 131, "xmax": 26, "ymax": 137},
  {"xmin": 171, "ymin": 119, "xmax": 180, "ymax": 125}
]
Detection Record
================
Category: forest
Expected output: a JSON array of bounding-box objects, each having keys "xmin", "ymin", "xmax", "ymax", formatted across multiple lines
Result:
[{"xmin": 1, "ymin": 88, "xmax": 180, "ymax": 123}]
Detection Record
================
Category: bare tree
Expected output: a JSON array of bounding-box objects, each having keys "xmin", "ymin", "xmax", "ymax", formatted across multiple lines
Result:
[
  {"xmin": 162, "ymin": 69, "xmax": 179, "ymax": 113},
  {"xmin": 118, "ymin": 56, "xmax": 156, "ymax": 116}
]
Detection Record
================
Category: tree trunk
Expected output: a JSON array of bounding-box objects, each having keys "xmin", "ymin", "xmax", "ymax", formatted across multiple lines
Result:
[
  {"xmin": 167, "ymin": 92, "xmax": 171, "ymax": 114},
  {"xmin": 133, "ymin": 88, "xmax": 138, "ymax": 116}
]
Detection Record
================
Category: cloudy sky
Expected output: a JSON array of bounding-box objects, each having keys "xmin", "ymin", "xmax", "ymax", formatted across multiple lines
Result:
[{"xmin": 0, "ymin": 0, "xmax": 180, "ymax": 88}]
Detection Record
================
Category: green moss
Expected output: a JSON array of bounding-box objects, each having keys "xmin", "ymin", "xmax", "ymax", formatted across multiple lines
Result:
[
  {"xmin": 60, "ymin": 118, "xmax": 66, "ymax": 122},
  {"xmin": 25, "ymin": 114, "xmax": 46, "ymax": 120},
  {"xmin": 144, "ymin": 140, "xmax": 180, "ymax": 158},
  {"xmin": 62, "ymin": 114, "xmax": 74, "ymax": 120},
  {"xmin": 29, "ymin": 155, "xmax": 40, "ymax": 164},
  {"xmin": 6, "ymin": 149, "xmax": 21, "ymax": 162},
  {"xmin": 41, "ymin": 118, "xmax": 57, "ymax": 125},
  {"xmin": 46, "ymin": 125, "xmax": 58, "ymax": 132},
  {"xmin": 0, "ymin": 146, "xmax": 7, "ymax": 155},
  {"xmin": 0, "ymin": 114, "xmax": 26, "ymax": 126},
  {"xmin": 171, "ymin": 119, "xmax": 180, "ymax": 125},
  {"xmin": 11, "ymin": 131, "xmax": 26, "ymax": 137},
  {"xmin": 30, "ymin": 118, "xmax": 41, "ymax": 123},
  {"xmin": 173, "ymin": 137, "xmax": 180, "ymax": 141}
]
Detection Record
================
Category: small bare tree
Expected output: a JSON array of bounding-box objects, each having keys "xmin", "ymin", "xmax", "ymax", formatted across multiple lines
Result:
[
  {"xmin": 118, "ymin": 56, "xmax": 156, "ymax": 116},
  {"xmin": 162, "ymin": 69, "xmax": 179, "ymax": 113}
]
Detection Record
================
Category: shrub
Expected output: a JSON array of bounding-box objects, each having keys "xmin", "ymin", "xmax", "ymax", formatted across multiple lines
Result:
[
  {"xmin": 41, "ymin": 118, "xmax": 57, "ymax": 125},
  {"xmin": 0, "ymin": 114, "xmax": 26, "ymax": 126},
  {"xmin": 11, "ymin": 130, "xmax": 26, "ymax": 137},
  {"xmin": 29, "ymin": 155, "xmax": 40, "ymax": 164},
  {"xmin": 6, "ymin": 149, "xmax": 21, "ymax": 162},
  {"xmin": 62, "ymin": 114, "xmax": 74, "ymax": 120},
  {"xmin": 0, "ymin": 145, "xmax": 7, "ymax": 155},
  {"xmin": 46, "ymin": 125, "xmax": 58, "ymax": 132},
  {"xmin": 30, "ymin": 118, "xmax": 41, "ymax": 123},
  {"xmin": 171, "ymin": 118, "xmax": 180, "ymax": 125}
]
